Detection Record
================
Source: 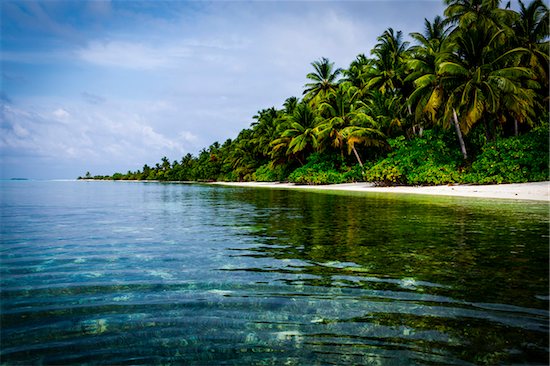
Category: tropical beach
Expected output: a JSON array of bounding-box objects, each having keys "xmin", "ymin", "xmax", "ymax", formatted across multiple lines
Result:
[
  {"xmin": 78, "ymin": 0, "xmax": 549, "ymax": 188},
  {"xmin": 3, "ymin": 0, "xmax": 549, "ymax": 365},
  {"xmin": 213, "ymin": 181, "xmax": 550, "ymax": 201}
]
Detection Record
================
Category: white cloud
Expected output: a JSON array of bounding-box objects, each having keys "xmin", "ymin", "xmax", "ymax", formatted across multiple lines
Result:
[
  {"xmin": 1, "ymin": 0, "xmax": 446, "ymax": 179},
  {"xmin": 77, "ymin": 40, "xmax": 192, "ymax": 70},
  {"xmin": 76, "ymin": 33, "xmax": 253, "ymax": 72},
  {"xmin": 0, "ymin": 98, "xmax": 199, "ymax": 176},
  {"xmin": 53, "ymin": 108, "xmax": 70, "ymax": 119},
  {"xmin": 179, "ymin": 131, "xmax": 198, "ymax": 143}
]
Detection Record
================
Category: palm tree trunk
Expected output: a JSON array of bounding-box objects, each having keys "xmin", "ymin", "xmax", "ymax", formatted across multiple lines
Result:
[
  {"xmin": 351, "ymin": 146, "xmax": 364, "ymax": 168},
  {"xmin": 452, "ymin": 108, "xmax": 468, "ymax": 160},
  {"xmin": 514, "ymin": 118, "xmax": 518, "ymax": 136}
]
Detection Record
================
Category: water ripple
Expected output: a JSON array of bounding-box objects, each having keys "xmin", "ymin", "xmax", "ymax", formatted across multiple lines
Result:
[{"xmin": 1, "ymin": 181, "xmax": 548, "ymax": 365}]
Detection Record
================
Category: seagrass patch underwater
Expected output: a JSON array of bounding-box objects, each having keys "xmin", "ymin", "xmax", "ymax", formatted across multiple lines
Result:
[{"xmin": 1, "ymin": 180, "xmax": 548, "ymax": 365}]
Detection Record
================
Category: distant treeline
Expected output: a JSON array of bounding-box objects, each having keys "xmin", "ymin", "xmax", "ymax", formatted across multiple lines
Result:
[{"xmin": 81, "ymin": 0, "xmax": 549, "ymax": 185}]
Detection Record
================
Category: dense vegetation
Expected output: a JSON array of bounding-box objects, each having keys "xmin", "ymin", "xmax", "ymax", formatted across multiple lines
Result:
[{"xmin": 81, "ymin": 0, "xmax": 549, "ymax": 185}]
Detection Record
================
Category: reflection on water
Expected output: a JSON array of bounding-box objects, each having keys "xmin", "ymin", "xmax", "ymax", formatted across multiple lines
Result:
[{"xmin": 1, "ymin": 181, "xmax": 548, "ymax": 365}]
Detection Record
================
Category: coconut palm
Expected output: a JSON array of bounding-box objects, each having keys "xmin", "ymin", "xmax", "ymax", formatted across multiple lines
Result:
[
  {"xmin": 367, "ymin": 28, "xmax": 410, "ymax": 95},
  {"xmin": 514, "ymin": 0, "xmax": 549, "ymax": 93},
  {"xmin": 316, "ymin": 84, "xmax": 386, "ymax": 167},
  {"xmin": 342, "ymin": 54, "xmax": 373, "ymax": 92},
  {"xmin": 406, "ymin": 16, "xmax": 451, "ymax": 131},
  {"xmin": 439, "ymin": 26, "xmax": 534, "ymax": 158},
  {"xmin": 341, "ymin": 124, "xmax": 387, "ymax": 168},
  {"xmin": 316, "ymin": 85, "xmax": 359, "ymax": 154},
  {"xmin": 271, "ymin": 102, "xmax": 319, "ymax": 166},
  {"xmin": 362, "ymin": 89, "xmax": 408, "ymax": 138},
  {"xmin": 444, "ymin": 0, "xmax": 517, "ymax": 36},
  {"xmin": 282, "ymin": 96, "xmax": 299, "ymax": 115},
  {"xmin": 251, "ymin": 107, "xmax": 282, "ymax": 159},
  {"xmin": 227, "ymin": 129, "xmax": 257, "ymax": 180},
  {"xmin": 303, "ymin": 57, "xmax": 343, "ymax": 104}
]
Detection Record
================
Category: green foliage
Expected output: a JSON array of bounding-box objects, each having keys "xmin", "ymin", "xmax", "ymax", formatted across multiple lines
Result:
[
  {"xmin": 289, "ymin": 168, "xmax": 346, "ymax": 185},
  {"xmin": 463, "ymin": 124, "xmax": 549, "ymax": 183},
  {"xmin": 364, "ymin": 130, "xmax": 463, "ymax": 185},
  {"xmin": 83, "ymin": 0, "xmax": 549, "ymax": 186},
  {"xmin": 288, "ymin": 153, "xmax": 350, "ymax": 184},
  {"xmin": 343, "ymin": 164, "xmax": 366, "ymax": 182},
  {"xmin": 364, "ymin": 159, "xmax": 407, "ymax": 185},
  {"xmin": 252, "ymin": 164, "xmax": 287, "ymax": 182},
  {"xmin": 363, "ymin": 125, "xmax": 549, "ymax": 185}
]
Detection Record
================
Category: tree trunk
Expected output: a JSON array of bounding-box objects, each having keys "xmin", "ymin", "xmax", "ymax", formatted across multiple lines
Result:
[
  {"xmin": 351, "ymin": 146, "xmax": 364, "ymax": 168},
  {"xmin": 452, "ymin": 109, "xmax": 468, "ymax": 160},
  {"xmin": 514, "ymin": 118, "xmax": 519, "ymax": 136}
]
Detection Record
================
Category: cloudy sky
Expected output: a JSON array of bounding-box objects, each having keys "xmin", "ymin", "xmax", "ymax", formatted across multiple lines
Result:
[{"xmin": 1, "ymin": 0, "xmax": 445, "ymax": 179}]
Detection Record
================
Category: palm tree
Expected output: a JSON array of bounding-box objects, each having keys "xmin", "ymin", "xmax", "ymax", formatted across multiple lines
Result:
[
  {"xmin": 251, "ymin": 107, "xmax": 281, "ymax": 159},
  {"xmin": 406, "ymin": 16, "xmax": 451, "ymax": 132},
  {"xmin": 439, "ymin": 26, "xmax": 534, "ymax": 158},
  {"xmin": 161, "ymin": 156, "xmax": 170, "ymax": 171},
  {"xmin": 316, "ymin": 85, "xmax": 358, "ymax": 155},
  {"xmin": 316, "ymin": 84, "xmax": 386, "ymax": 167},
  {"xmin": 367, "ymin": 28, "xmax": 410, "ymax": 95},
  {"xmin": 341, "ymin": 124, "xmax": 387, "ymax": 168},
  {"xmin": 282, "ymin": 96, "xmax": 299, "ymax": 115},
  {"xmin": 227, "ymin": 129, "xmax": 257, "ymax": 180},
  {"xmin": 272, "ymin": 102, "xmax": 319, "ymax": 165},
  {"xmin": 342, "ymin": 54, "xmax": 373, "ymax": 92},
  {"xmin": 303, "ymin": 57, "xmax": 343, "ymax": 104},
  {"xmin": 514, "ymin": 0, "xmax": 549, "ymax": 96},
  {"xmin": 362, "ymin": 89, "xmax": 407, "ymax": 138},
  {"xmin": 443, "ymin": 0, "xmax": 517, "ymax": 37},
  {"xmin": 414, "ymin": 15, "xmax": 449, "ymax": 42}
]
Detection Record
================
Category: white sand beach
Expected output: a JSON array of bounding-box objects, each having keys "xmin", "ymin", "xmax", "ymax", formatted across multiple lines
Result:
[{"xmin": 212, "ymin": 181, "xmax": 550, "ymax": 202}]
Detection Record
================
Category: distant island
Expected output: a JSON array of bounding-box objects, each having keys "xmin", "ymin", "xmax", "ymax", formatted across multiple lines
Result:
[{"xmin": 81, "ymin": 0, "xmax": 549, "ymax": 186}]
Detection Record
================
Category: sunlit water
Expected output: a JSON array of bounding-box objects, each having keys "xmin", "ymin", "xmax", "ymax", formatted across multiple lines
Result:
[{"xmin": 1, "ymin": 180, "xmax": 548, "ymax": 365}]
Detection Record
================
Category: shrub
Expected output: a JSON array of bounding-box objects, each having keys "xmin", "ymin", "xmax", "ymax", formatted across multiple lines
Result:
[
  {"xmin": 288, "ymin": 168, "xmax": 347, "ymax": 185},
  {"xmin": 364, "ymin": 130, "xmax": 463, "ymax": 185},
  {"xmin": 364, "ymin": 158, "xmax": 406, "ymax": 185},
  {"xmin": 287, "ymin": 152, "xmax": 349, "ymax": 184},
  {"xmin": 464, "ymin": 125, "xmax": 549, "ymax": 184},
  {"xmin": 252, "ymin": 164, "xmax": 287, "ymax": 182},
  {"xmin": 343, "ymin": 164, "xmax": 366, "ymax": 182}
]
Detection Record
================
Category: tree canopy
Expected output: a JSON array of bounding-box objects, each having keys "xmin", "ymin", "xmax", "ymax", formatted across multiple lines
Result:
[{"xmin": 83, "ymin": 0, "xmax": 549, "ymax": 185}]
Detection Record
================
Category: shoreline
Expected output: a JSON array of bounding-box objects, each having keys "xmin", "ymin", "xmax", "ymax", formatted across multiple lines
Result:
[
  {"xmin": 211, "ymin": 181, "xmax": 550, "ymax": 202},
  {"xmin": 75, "ymin": 179, "xmax": 549, "ymax": 202}
]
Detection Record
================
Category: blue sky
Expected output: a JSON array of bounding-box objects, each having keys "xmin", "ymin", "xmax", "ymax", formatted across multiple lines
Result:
[{"xmin": 1, "ymin": 0, "xmax": 446, "ymax": 179}]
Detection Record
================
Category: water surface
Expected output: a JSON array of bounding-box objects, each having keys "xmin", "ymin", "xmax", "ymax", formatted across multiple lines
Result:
[{"xmin": 1, "ymin": 181, "xmax": 548, "ymax": 365}]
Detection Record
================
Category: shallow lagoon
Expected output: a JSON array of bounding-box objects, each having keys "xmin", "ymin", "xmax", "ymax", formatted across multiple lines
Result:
[{"xmin": 1, "ymin": 180, "xmax": 548, "ymax": 365}]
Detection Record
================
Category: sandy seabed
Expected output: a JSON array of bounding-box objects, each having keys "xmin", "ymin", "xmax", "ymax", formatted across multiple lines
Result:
[{"xmin": 211, "ymin": 181, "xmax": 550, "ymax": 202}]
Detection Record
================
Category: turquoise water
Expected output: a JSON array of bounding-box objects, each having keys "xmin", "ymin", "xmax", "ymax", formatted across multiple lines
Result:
[{"xmin": 1, "ymin": 180, "xmax": 548, "ymax": 365}]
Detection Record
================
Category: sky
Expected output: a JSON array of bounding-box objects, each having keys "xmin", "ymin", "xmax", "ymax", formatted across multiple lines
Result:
[{"xmin": 1, "ymin": 0, "xmax": 446, "ymax": 180}]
